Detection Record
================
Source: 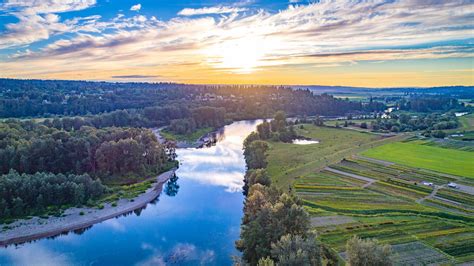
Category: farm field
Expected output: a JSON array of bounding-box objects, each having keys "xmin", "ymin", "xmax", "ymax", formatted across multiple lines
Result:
[
  {"xmin": 265, "ymin": 124, "xmax": 402, "ymax": 188},
  {"xmin": 295, "ymin": 158, "xmax": 474, "ymax": 264},
  {"xmin": 361, "ymin": 140, "xmax": 474, "ymax": 178}
]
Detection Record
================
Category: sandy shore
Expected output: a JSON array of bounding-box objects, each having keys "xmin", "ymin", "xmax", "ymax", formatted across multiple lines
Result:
[{"xmin": 0, "ymin": 169, "xmax": 176, "ymax": 246}]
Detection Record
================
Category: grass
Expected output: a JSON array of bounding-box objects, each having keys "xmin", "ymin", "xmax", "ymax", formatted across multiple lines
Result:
[
  {"xmin": 160, "ymin": 127, "xmax": 214, "ymax": 142},
  {"xmin": 293, "ymin": 158, "xmax": 474, "ymax": 264},
  {"xmin": 458, "ymin": 113, "xmax": 474, "ymax": 131},
  {"xmin": 361, "ymin": 140, "xmax": 474, "ymax": 178},
  {"xmin": 265, "ymin": 124, "xmax": 402, "ymax": 189},
  {"xmin": 261, "ymin": 123, "xmax": 474, "ymax": 264},
  {"xmin": 324, "ymin": 119, "xmax": 375, "ymax": 127}
]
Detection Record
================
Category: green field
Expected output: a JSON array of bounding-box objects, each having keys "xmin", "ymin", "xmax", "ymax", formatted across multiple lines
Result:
[
  {"xmin": 262, "ymin": 124, "xmax": 474, "ymax": 264},
  {"xmin": 295, "ymin": 158, "xmax": 474, "ymax": 264},
  {"xmin": 160, "ymin": 127, "xmax": 213, "ymax": 142},
  {"xmin": 361, "ymin": 140, "xmax": 474, "ymax": 178},
  {"xmin": 265, "ymin": 124, "xmax": 402, "ymax": 188},
  {"xmin": 324, "ymin": 119, "xmax": 375, "ymax": 127}
]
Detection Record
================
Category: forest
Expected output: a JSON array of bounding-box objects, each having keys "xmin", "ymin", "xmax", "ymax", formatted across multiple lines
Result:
[
  {"xmin": 0, "ymin": 79, "xmax": 384, "ymax": 120},
  {"xmin": 0, "ymin": 171, "xmax": 107, "ymax": 218},
  {"xmin": 0, "ymin": 120, "xmax": 169, "ymax": 177},
  {"xmin": 0, "ymin": 119, "xmax": 171, "ymax": 219}
]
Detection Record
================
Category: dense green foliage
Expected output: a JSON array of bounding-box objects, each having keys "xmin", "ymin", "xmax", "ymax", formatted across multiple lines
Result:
[
  {"xmin": 371, "ymin": 112, "xmax": 459, "ymax": 133},
  {"xmin": 270, "ymin": 234, "xmax": 322, "ymax": 266},
  {"xmin": 242, "ymin": 169, "xmax": 271, "ymax": 196},
  {"xmin": 0, "ymin": 120, "xmax": 169, "ymax": 178},
  {"xmin": 345, "ymin": 236, "xmax": 393, "ymax": 266},
  {"xmin": 167, "ymin": 106, "xmax": 226, "ymax": 135},
  {"xmin": 398, "ymin": 96, "xmax": 463, "ymax": 113},
  {"xmin": 0, "ymin": 171, "xmax": 106, "ymax": 219},
  {"xmin": 237, "ymin": 184, "xmax": 312, "ymax": 265},
  {"xmin": 244, "ymin": 140, "xmax": 270, "ymax": 170},
  {"xmin": 0, "ymin": 79, "xmax": 379, "ymax": 120},
  {"xmin": 256, "ymin": 111, "xmax": 298, "ymax": 143}
]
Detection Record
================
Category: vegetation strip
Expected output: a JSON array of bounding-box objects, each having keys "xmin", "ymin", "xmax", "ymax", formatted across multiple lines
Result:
[{"xmin": 0, "ymin": 169, "xmax": 175, "ymax": 246}]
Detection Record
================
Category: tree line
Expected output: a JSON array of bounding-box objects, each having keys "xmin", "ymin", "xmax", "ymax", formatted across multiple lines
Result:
[
  {"xmin": 370, "ymin": 112, "xmax": 459, "ymax": 136},
  {"xmin": 398, "ymin": 96, "xmax": 464, "ymax": 113},
  {"xmin": 0, "ymin": 79, "xmax": 383, "ymax": 120},
  {"xmin": 0, "ymin": 171, "xmax": 107, "ymax": 219}
]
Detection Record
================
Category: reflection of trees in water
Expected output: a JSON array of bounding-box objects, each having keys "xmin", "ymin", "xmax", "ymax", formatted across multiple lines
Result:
[{"xmin": 165, "ymin": 174, "xmax": 180, "ymax": 197}]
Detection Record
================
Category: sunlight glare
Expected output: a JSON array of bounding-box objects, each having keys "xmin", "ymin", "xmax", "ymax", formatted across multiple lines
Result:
[{"xmin": 207, "ymin": 38, "xmax": 266, "ymax": 74}]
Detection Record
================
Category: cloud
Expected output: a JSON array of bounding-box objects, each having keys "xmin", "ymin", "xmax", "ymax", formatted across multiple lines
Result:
[
  {"xmin": 0, "ymin": 0, "xmax": 473, "ymax": 84},
  {"xmin": 0, "ymin": 244, "xmax": 72, "ymax": 266},
  {"xmin": 0, "ymin": 0, "xmax": 97, "ymax": 48},
  {"xmin": 130, "ymin": 4, "xmax": 141, "ymax": 12},
  {"xmin": 136, "ymin": 243, "xmax": 215, "ymax": 266},
  {"xmin": 178, "ymin": 6, "xmax": 247, "ymax": 16},
  {"xmin": 1, "ymin": 0, "xmax": 96, "ymax": 14}
]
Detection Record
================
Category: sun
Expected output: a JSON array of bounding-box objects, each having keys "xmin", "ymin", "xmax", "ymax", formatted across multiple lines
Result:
[{"xmin": 207, "ymin": 38, "xmax": 266, "ymax": 74}]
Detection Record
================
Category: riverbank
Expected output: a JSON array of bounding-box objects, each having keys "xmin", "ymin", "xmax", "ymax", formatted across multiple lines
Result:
[
  {"xmin": 153, "ymin": 127, "xmax": 218, "ymax": 148},
  {"xmin": 0, "ymin": 169, "xmax": 176, "ymax": 246}
]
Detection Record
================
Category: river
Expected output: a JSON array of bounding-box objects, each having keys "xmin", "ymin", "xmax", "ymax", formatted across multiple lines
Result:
[{"xmin": 0, "ymin": 120, "xmax": 262, "ymax": 265}]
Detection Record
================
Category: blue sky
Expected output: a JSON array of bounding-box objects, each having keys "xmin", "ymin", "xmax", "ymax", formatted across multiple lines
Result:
[{"xmin": 0, "ymin": 0, "xmax": 472, "ymax": 86}]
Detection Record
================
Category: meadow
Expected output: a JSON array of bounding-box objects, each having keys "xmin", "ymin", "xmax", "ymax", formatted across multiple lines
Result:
[
  {"xmin": 265, "ymin": 124, "xmax": 402, "ymax": 188},
  {"xmin": 361, "ymin": 140, "xmax": 474, "ymax": 178}
]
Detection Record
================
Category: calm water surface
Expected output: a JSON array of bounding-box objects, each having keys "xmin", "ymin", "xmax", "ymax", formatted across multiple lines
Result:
[{"xmin": 0, "ymin": 120, "xmax": 262, "ymax": 266}]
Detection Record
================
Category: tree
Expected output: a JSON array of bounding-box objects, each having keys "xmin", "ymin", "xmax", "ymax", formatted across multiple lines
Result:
[
  {"xmin": 346, "ymin": 236, "xmax": 393, "ymax": 266},
  {"xmin": 243, "ymin": 169, "xmax": 271, "ymax": 196},
  {"xmin": 271, "ymin": 234, "xmax": 321, "ymax": 266},
  {"xmin": 271, "ymin": 111, "xmax": 287, "ymax": 132},
  {"xmin": 432, "ymin": 130, "xmax": 446, "ymax": 138},
  {"xmin": 258, "ymin": 257, "xmax": 275, "ymax": 266},
  {"xmin": 257, "ymin": 121, "xmax": 272, "ymax": 140},
  {"xmin": 238, "ymin": 187, "xmax": 310, "ymax": 265},
  {"xmin": 244, "ymin": 140, "xmax": 269, "ymax": 169}
]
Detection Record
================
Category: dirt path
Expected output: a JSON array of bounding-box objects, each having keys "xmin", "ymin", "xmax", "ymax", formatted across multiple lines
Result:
[
  {"xmin": 416, "ymin": 185, "xmax": 444, "ymax": 203},
  {"xmin": 355, "ymin": 155, "xmax": 395, "ymax": 166},
  {"xmin": 325, "ymin": 167, "xmax": 376, "ymax": 188},
  {"xmin": 0, "ymin": 169, "xmax": 176, "ymax": 246}
]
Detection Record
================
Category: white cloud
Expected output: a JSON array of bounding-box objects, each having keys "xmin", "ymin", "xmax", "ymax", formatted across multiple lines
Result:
[
  {"xmin": 0, "ymin": 0, "xmax": 473, "ymax": 80},
  {"xmin": 178, "ymin": 6, "xmax": 247, "ymax": 16},
  {"xmin": 0, "ymin": 0, "xmax": 97, "ymax": 48},
  {"xmin": 0, "ymin": 244, "xmax": 72, "ymax": 266},
  {"xmin": 130, "ymin": 4, "xmax": 141, "ymax": 12},
  {"xmin": 1, "ymin": 0, "xmax": 96, "ymax": 14}
]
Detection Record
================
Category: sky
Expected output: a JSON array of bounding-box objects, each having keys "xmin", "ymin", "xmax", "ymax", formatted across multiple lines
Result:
[{"xmin": 0, "ymin": 0, "xmax": 473, "ymax": 87}]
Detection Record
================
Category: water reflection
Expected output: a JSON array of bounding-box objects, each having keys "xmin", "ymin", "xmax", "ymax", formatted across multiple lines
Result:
[
  {"xmin": 0, "ymin": 244, "xmax": 72, "ymax": 266},
  {"xmin": 176, "ymin": 120, "xmax": 262, "ymax": 192},
  {"xmin": 165, "ymin": 174, "xmax": 180, "ymax": 197},
  {"xmin": 0, "ymin": 120, "xmax": 262, "ymax": 265}
]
